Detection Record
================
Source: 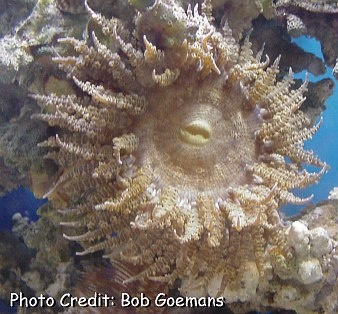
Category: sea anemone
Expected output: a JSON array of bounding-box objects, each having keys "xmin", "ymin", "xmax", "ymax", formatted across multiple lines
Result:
[{"xmin": 32, "ymin": 0, "xmax": 327, "ymax": 295}]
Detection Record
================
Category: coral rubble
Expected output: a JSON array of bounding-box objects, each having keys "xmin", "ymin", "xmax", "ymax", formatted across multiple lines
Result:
[{"xmin": 33, "ymin": 0, "xmax": 328, "ymax": 304}]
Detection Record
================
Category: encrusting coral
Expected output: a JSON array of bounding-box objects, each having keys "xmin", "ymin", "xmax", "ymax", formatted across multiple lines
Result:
[{"xmin": 32, "ymin": 0, "xmax": 328, "ymax": 298}]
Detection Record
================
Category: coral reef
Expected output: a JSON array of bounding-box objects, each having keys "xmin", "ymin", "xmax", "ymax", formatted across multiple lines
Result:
[
  {"xmin": 275, "ymin": 0, "xmax": 338, "ymax": 71},
  {"xmin": 279, "ymin": 200, "xmax": 338, "ymax": 314},
  {"xmin": 2, "ymin": 200, "xmax": 337, "ymax": 314},
  {"xmin": 211, "ymin": 0, "xmax": 275, "ymax": 40},
  {"xmin": 0, "ymin": 81, "xmax": 48, "ymax": 196},
  {"xmin": 33, "ymin": 0, "xmax": 329, "ymax": 305},
  {"xmin": 226, "ymin": 199, "xmax": 338, "ymax": 313},
  {"xmin": 0, "ymin": 0, "xmax": 337, "ymax": 314},
  {"xmin": 276, "ymin": 0, "xmax": 338, "ymax": 13},
  {"xmin": 0, "ymin": 230, "xmax": 35, "ymax": 311},
  {"xmin": 250, "ymin": 16, "xmax": 327, "ymax": 77},
  {"xmin": 0, "ymin": 208, "xmax": 76, "ymax": 311},
  {"xmin": 0, "ymin": 0, "xmax": 334, "ymax": 196},
  {"xmin": 0, "ymin": 0, "xmax": 36, "ymax": 38},
  {"xmin": 0, "ymin": 0, "xmax": 87, "ymax": 195},
  {"xmin": 301, "ymin": 78, "xmax": 334, "ymax": 124}
]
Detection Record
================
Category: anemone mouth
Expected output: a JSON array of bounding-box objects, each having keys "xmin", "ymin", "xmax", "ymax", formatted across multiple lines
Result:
[
  {"xmin": 179, "ymin": 119, "xmax": 211, "ymax": 145},
  {"xmin": 134, "ymin": 79, "xmax": 262, "ymax": 197}
]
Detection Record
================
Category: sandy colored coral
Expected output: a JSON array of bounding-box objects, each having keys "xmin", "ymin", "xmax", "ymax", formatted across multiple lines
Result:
[{"xmin": 33, "ymin": 0, "xmax": 328, "ymax": 301}]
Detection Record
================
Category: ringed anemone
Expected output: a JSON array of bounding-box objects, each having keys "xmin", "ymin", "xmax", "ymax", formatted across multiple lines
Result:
[{"xmin": 33, "ymin": 0, "xmax": 327, "ymax": 295}]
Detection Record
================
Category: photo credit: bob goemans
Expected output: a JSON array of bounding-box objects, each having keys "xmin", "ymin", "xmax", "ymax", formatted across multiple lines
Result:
[{"xmin": 9, "ymin": 292, "xmax": 227, "ymax": 309}]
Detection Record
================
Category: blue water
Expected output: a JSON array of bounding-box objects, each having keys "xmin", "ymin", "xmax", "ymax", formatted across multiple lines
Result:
[
  {"xmin": 0, "ymin": 303, "xmax": 16, "ymax": 314},
  {"xmin": 282, "ymin": 36, "xmax": 338, "ymax": 215},
  {"xmin": 0, "ymin": 188, "xmax": 45, "ymax": 313},
  {"xmin": 0, "ymin": 187, "xmax": 45, "ymax": 230}
]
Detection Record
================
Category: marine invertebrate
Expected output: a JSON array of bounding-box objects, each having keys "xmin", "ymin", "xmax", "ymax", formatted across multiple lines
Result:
[{"xmin": 33, "ymin": 0, "xmax": 328, "ymax": 297}]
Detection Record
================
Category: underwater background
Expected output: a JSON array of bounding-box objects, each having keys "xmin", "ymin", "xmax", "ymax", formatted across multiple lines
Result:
[
  {"xmin": 0, "ymin": 34, "xmax": 337, "ymax": 314},
  {"xmin": 0, "ymin": 0, "xmax": 338, "ymax": 314}
]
